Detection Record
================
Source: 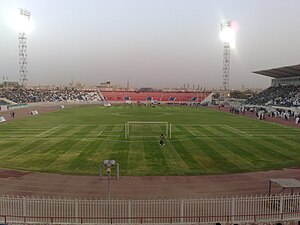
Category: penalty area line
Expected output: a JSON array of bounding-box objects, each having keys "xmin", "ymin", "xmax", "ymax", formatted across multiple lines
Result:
[
  {"xmin": 189, "ymin": 130, "xmax": 196, "ymax": 136},
  {"xmin": 224, "ymin": 125, "xmax": 253, "ymax": 137},
  {"xmin": 35, "ymin": 125, "xmax": 62, "ymax": 137}
]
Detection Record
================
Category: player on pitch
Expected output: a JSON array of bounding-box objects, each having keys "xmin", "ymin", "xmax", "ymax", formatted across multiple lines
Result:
[{"xmin": 159, "ymin": 134, "xmax": 165, "ymax": 147}]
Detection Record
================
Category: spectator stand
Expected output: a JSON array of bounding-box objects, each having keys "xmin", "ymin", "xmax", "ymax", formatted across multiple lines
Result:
[
  {"xmin": 0, "ymin": 88, "xmax": 101, "ymax": 104},
  {"xmin": 99, "ymin": 90, "xmax": 212, "ymax": 104}
]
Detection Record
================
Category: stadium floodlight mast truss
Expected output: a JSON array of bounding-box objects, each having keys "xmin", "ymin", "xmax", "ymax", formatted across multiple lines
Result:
[
  {"xmin": 16, "ymin": 8, "xmax": 31, "ymax": 87},
  {"xmin": 220, "ymin": 20, "xmax": 236, "ymax": 91},
  {"xmin": 125, "ymin": 121, "xmax": 172, "ymax": 139}
]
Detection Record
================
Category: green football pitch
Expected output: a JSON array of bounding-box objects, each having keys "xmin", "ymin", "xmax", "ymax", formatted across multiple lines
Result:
[{"xmin": 0, "ymin": 105, "xmax": 300, "ymax": 176}]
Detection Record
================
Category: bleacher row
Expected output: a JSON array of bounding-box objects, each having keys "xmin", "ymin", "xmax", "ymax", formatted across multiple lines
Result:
[
  {"xmin": 246, "ymin": 85, "xmax": 300, "ymax": 107},
  {"xmin": 0, "ymin": 88, "xmax": 211, "ymax": 104},
  {"xmin": 99, "ymin": 91, "xmax": 210, "ymax": 103}
]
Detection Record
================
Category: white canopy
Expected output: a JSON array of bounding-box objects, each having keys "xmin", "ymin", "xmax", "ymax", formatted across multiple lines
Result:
[{"xmin": 268, "ymin": 178, "xmax": 300, "ymax": 195}]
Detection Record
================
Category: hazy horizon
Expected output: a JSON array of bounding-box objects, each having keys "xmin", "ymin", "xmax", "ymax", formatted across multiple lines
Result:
[{"xmin": 1, "ymin": 0, "xmax": 300, "ymax": 89}]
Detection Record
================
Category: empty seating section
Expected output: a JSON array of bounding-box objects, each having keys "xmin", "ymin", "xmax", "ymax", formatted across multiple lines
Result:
[{"xmin": 100, "ymin": 91, "xmax": 210, "ymax": 103}]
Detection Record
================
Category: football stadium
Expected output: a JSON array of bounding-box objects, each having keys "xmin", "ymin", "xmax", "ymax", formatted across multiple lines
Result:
[{"xmin": 1, "ymin": 1, "xmax": 300, "ymax": 225}]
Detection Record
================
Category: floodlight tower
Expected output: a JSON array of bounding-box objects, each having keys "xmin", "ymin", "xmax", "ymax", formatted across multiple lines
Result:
[
  {"xmin": 17, "ymin": 8, "xmax": 31, "ymax": 87},
  {"xmin": 220, "ymin": 20, "xmax": 236, "ymax": 91}
]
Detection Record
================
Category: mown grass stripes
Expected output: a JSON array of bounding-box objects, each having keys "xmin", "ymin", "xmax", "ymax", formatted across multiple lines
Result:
[{"xmin": 0, "ymin": 105, "xmax": 300, "ymax": 175}]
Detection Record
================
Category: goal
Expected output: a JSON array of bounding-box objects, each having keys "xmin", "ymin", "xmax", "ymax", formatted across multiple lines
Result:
[{"xmin": 125, "ymin": 121, "xmax": 171, "ymax": 139}]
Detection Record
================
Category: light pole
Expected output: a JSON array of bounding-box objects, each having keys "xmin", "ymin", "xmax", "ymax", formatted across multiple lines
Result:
[
  {"xmin": 107, "ymin": 167, "xmax": 111, "ymax": 200},
  {"xmin": 103, "ymin": 160, "xmax": 116, "ymax": 200},
  {"xmin": 220, "ymin": 20, "xmax": 237, "ymax": 91},
  {"xmin": 103, "ymin": 160, "xmax": 116, "ymax": 220},
  {"xmin": 15, "ymin": 8, "xmax": 31, "ymax": 87}
]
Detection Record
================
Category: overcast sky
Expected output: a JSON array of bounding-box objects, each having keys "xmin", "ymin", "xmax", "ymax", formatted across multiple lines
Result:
[{"xmin": 1, "ymin": 0, "xmax": 300, "ymax": 89}]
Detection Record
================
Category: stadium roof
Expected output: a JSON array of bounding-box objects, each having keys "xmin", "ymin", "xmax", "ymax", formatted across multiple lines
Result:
[{"xmin": 253, "ymin": 64, "xmax": 300, "ymax": 79}]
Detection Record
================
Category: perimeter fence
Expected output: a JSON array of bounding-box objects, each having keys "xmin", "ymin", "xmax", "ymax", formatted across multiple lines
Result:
[{"xmin": 0, "ymin": 194, "xmax": 299, "ymax": 224}]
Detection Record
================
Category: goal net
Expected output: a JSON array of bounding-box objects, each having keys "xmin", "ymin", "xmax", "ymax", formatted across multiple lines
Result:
[{"xmin": 125, "ymin": 121, "xmax": 171, "ymax": 139}]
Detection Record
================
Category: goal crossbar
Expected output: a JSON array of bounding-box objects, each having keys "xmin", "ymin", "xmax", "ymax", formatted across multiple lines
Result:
[{"xmin": 127, "ymin": 121, "xmax": 168, "ymax": 124}]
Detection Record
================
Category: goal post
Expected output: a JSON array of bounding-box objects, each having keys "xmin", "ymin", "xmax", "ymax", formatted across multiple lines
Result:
[{"xmin": 125, "ymin": 121, "xmax": 171, "ymax": 139}]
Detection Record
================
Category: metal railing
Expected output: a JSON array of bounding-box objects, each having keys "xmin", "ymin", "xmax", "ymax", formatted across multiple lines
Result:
[{"xmin": 0, "ymin": 194, "xmax": 299, "ymax": 224}]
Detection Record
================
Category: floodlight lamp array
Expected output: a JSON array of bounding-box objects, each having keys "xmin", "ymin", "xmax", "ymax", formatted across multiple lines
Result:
[
  {"xmin": 220, "ymin": 20, "xmax": 236, "ymax": 47},
  {"xmin": 103, "ymin": 160, "xmax": 117, "ymax": 168},
  {"xmin": 15, "ymin": 8, "xmax": 32, "ymax": 34},
  {"xmin": 19, "ymin": 8, "xmax": 31, "ymax": 17}
]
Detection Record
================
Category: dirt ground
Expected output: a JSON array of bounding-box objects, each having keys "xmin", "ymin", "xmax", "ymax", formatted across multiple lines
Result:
[{"xmin": 0, "ymin": 104, "xmax": 299, "ymax": 199}]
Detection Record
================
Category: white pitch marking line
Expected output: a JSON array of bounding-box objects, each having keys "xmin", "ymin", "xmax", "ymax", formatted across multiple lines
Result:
[
  {"xmin": 225, "ymin": 125, "xmax": 253, "ymax": 137},
  {"xmin": 98, "ymin": 131, "xmax": 103, "ymax": 136},
  {"xmin": 189, "ymin": 130, "xmax": 196, "ymax": 136},
  {"xmin": 35, "ymin": 125, "xmax": 62, "ymax": 137}
]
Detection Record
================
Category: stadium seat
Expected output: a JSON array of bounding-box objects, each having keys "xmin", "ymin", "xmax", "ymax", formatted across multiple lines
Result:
[{"xmin": 99, "ymin": 91, "xmax": 211, "ymax": 103}]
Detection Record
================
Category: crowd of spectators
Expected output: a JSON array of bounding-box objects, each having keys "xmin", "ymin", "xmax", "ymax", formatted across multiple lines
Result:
[
  {"xmin": 0, "ymin": 88, "xmax": 101, "ymax": 103},
  {"xmin": 246, "ymin": 85, "xmax": 300, "ymax": 107}
]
